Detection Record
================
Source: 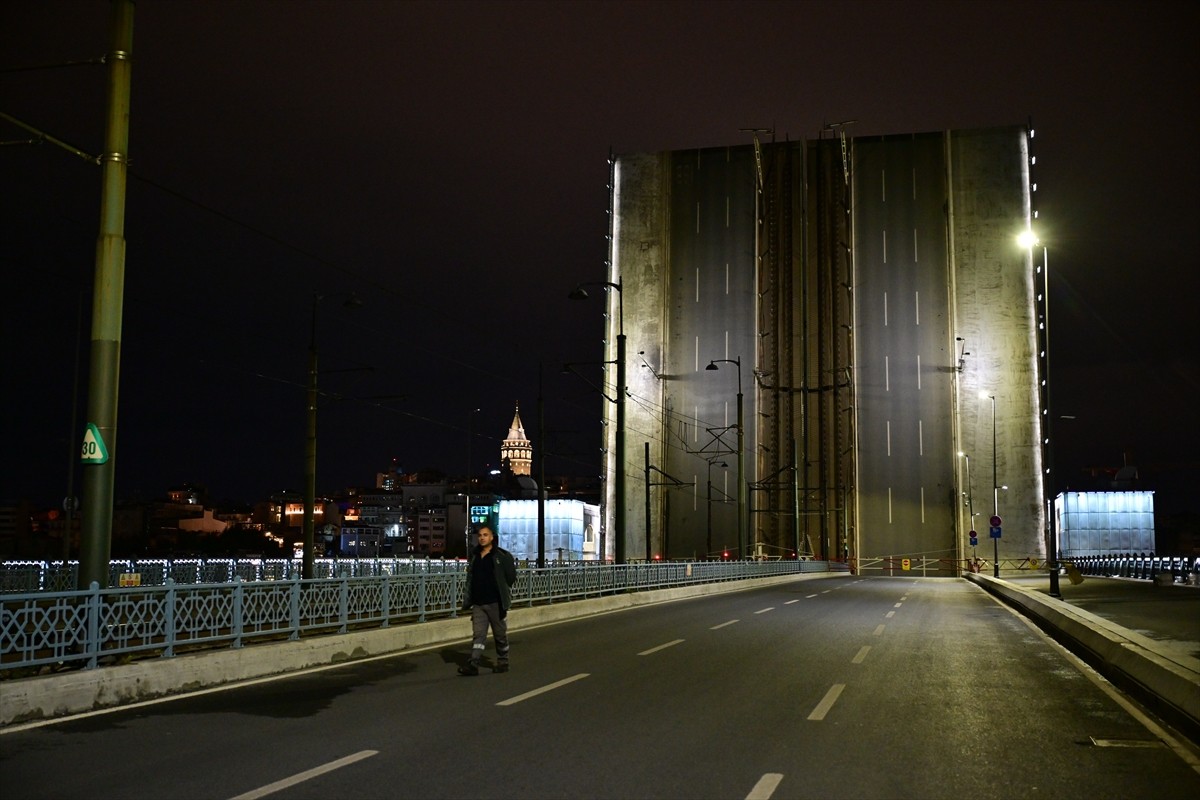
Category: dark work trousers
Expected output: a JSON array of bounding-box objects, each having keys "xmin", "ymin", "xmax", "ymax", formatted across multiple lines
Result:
[{"xmin": 469, "ymin": 603, "xmax": 509, "ymax": 664}]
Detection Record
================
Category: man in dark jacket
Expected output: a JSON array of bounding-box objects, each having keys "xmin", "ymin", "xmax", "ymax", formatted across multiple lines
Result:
[{"xmin": 459, "ymin": 525, "xmax": 517, "ymax": 675}]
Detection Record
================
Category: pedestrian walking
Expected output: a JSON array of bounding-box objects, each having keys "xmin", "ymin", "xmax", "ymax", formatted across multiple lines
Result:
[{"xmin": 459, "ymin": 524, "xmax": 517, "ymax": 675}]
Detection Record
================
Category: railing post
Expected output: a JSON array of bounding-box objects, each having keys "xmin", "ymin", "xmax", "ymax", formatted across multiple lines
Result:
[
  {"xmin": 232, "ymin": 578, "xmax": 244, "ymax": 648},
  {"xmin": 163, "ymin": 579, "xmax": 177, "ymax": 658},
  {"xmin": 289, "ymin": 573, "xmax": 301, "ymax": 641},
  {"xmin": 86, "ymin": 580, "xmax": 101, "ymax": 670},
  {"xmin": 338, "ymin": 576, "xmax": 349, "ymax": 634},
  {"xmin": 418, "ymin": 568, "xmax": 427, "ymax": 623},
  {"xmin": 381, "ymin": 572, "xmax": 391, "ymax": 627}
]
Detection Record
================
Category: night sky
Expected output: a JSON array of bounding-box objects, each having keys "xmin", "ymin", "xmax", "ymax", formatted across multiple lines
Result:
[{"xmin": 3, "ymin": 1, "xmax": 1196, "ymax": 515}]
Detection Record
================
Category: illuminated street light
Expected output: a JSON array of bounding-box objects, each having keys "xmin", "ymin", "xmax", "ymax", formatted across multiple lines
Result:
[
  {"xmin": 1017, "ymin": 229, "xmax": 1040, "ymax": 249},
  {"xmin": 303, "ymin": 291, "xmax": 362, "ymax": 580},
  {"xmin": 569, "ymin": 278, "xmax": 625, "ymax": 564},
  {"xmin": 706, "ymin": 357, "xmax": 744, "ymax": 559}
]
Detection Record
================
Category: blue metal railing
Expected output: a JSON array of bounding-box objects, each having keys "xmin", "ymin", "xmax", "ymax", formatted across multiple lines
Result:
[{"xmin": 0, "ymin": 560, "xmax": 839, "ymax": 673}]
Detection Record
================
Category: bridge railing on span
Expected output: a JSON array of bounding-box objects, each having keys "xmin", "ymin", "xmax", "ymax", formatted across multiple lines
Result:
[{"xmin": 0, "ymin": 560, "xmax": 843, "ymax": 674}]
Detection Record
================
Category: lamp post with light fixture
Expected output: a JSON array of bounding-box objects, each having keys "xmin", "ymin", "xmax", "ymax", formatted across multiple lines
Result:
[
  {"xmin": 980, "ymin": 392, "xmax": 999, "ymax": 578},
  {"xmin": 569, "ymin": 278, "xmax": 625, "ymax": 563},
  {"xmin": 706, "ymin": 357, "xmax": 744, "ymax": 559},
  {"xmin": 303, "ymin": 291, "xmax": 361, "ymax": 580}
]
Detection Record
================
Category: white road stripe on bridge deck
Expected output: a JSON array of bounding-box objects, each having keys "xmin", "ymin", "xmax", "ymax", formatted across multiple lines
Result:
[
  {"xmin": 746, "ymin": 773, "xmax": 784, "ymax": 799},
  {"xmin": 754, "ymin": 607, "xmax": 774, "ymax": 614},
  {"xmin": 886, "ymin": 610, "xmax": 896, "ymax": 618},
  {"xmin": 852, "ymin": 646, "xmax": 872, "ymax": 664},
  {"xmin": 638, "ymin": 639, "xmax": 685, "ymax": 656},
  {"xmin": 784, "ymin": 599, "xmax": 800, "ymax": 604},
  {"xmin": 806, "ymin": 594, "xmax": 818, "ymax": 598},
  {"xmin": 711, "ymin": 619, "xmax": 739, "ymax": 629},
  {"xmin": 873, "ymin": 624, "xmax": 886, "ymax": 636},
  {"xmin": 497, "ymin": 673, "xmax": 590, "ymax": 706},
  {"xmin": 228, "ymin": 750, "xmax": 378, "ymax": 800},
  {"xmin": 808, "ymin": 684, "xmax": 846, "ymax": 721}
]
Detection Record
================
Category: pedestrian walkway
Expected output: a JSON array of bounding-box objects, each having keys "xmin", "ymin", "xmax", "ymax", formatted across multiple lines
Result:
[{"xmin": 1005, "ymin": 574, "xmax": 1200, "ymax": 661}]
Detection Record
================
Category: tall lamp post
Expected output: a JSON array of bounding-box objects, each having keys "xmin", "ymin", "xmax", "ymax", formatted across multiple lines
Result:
[
  {"xmin": 980, "ymin": 392, "xmax": 998, "ymax": 577},
  {"xmin": 706, "ymin": 457, "xmax": 728, "ymax": 559},
  {"xmin": 569, "ymin": 279, "xmax": 625, "ymax": 564},
  {"xmin": 705, "ymin": 357, "xmax": 744, "ymax": 559},
  {"xmin": 959, "ymin": 451, "xmax": 975, "ymax": 561},
  {"xmin": 303, "ymin": 292, "xmax": 361, "ymax": 580},
  {"xmin": 465, "ymin": 407, "xmax": 481, "ymax": 557}
]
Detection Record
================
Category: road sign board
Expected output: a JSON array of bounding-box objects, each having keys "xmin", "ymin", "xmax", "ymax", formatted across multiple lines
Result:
[
  {"xmin": 969, "ymin": 537, "xmax": 979, "ymax": 546},
  {"xmin": 81, "ymin": 423, "xmax": 109, "ymax": 464},
  {"xmin": 990, "ymin": 515, "xmax": 1002, "ymax": 528},
  {"xmin": 989, "ymin": 526, "xmax": 1002, "ymax": 539}
]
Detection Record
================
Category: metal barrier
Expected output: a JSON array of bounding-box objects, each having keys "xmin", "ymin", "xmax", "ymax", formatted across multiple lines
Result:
[
  {"xmin": 1069, "ymin": 554, "xmax": 1198, "ymax": 584},
  {"xmin": 0, "ymin": 560, "xmax": 837, "ymax": 673}
]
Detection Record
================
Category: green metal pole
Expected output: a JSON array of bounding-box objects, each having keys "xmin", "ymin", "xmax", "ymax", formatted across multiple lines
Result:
[
  {"xmin": 302, "ymin": 296, "xmax": 318, "ymax": 580},
  {"xmin": 615, "ymin": 330, "xmax": 626, "ymax": 564},
  {"xmin": 79, "ymin": 0, "xmax": 134, "ymax": 591},
  {"xmin": 736, "ymin": 388, "xmax": 745, "ymax": 559}
]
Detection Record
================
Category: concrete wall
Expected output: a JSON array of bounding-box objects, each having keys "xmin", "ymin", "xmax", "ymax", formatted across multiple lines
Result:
[{"xmin": 949, "ymin": 127, "xmax": 1046, "ymax": 565}]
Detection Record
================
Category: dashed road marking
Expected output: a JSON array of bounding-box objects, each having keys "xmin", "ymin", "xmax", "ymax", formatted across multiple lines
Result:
[
  {"xmin": 873, "ymin": 624, "xmax": 885, "ymax": 636},
  {"xmin": 886, "ymin": 610, "xmax": 896, "ymax": 618},
  {"xmin": 711, "ymin": 619, "xmax": 739, "ymax": 630},
  {"xmin": 745, "ymin": 773, "xmax": 784, "ymax": 799},
  {"xmin": 755, "ymin": 607, "xmax": 775, "ymax": 614},
  {"xmin": 808, "ymin": 684, "xmax": 845, "ymax": 721},
  {"xmin": 852, "ymin": 645, "xmax": 871, "ymax": 664},
  {"xmin": 497, "ymin": 673, "xmax": 590, "ymax": 706},
  {"xmin": 638, "ymin": 639, "xmax": 685, "ymax": 656},
  {"xmin": 784, "ymin": 599, "xmax": 800, "ymax": 605},
  {"xmin": 228, "ymin": 750, "xmax": 378, "ymax": 800},
  {"xmin": 806, "ymin": 594, "xmax": 818, "ymax": 599}
]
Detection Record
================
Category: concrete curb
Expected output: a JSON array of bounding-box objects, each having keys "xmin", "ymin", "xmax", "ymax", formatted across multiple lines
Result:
[
  {"xmin": 0, "ymin": 572, "xmax": 831, "ymax": 726},
  {"xmin": 965, "ymin": 572, "xmax": 1200, "ymax": 729}
]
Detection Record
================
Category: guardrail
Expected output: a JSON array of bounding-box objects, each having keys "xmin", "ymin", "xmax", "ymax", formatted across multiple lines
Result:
[
  {"xmin": 0, "ymin": 560, "xmax": 842, "ymax": 674},
  {"xmin": 1068, "ymin": 554, "xmax": 1199, "ymax": 583}
]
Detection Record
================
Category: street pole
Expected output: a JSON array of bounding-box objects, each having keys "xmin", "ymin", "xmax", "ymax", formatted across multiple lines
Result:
[
  {"xmin": 988, "ymin": 394, "xmax": 999, "ymax": 578},
  {"xmin": 303, "ymin": 295, "xmax": 319, "ymax": 580},
  {"xmin": 1041, "ymin": 246, "xmax": 1061, "ymax": 597},
  {"xmin": 569, "ymin": 279, "xmax": 625, "ymax": 563},
  {"xmin": 537, "ymin": 364, "xmax": 546, "ymax": 568},
  {"xmin": 466, "ymin": 407, "xmax": 480, "ymax": 558},
  {"xmin": 79, "ymin": 0, "xmax": 134, "ymax": 591},
  {"xmin": 706, "ymin": 357, "xmax": 744, "ymax": 558}
]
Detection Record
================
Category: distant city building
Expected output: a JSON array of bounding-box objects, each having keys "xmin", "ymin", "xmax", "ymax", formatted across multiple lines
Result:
[{"xmin": 500, "ymin": 404, "xmax": 533, "ymax": 476}]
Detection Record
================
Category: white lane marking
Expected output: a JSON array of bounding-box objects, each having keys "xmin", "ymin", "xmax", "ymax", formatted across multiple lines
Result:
[
  {"xmin": 886, "ymin": 419, "xmax": 892, "ymax": 455},
  {"xmin": 915, "ymin": 290, "xmax": 920, "ymax": 325},
  {"xmin": 883, "ymin": 291, "xmax": 889, "ymax": 325},
  {"xmin": 497, "ymin": 673, "xmax": 590, "ymax": 706},
  {"xmin": 746, "ymin": 773, "xmax": 784, "ymax": 800},
  {"xmin": 821, "ymin": 590, "xmax": 832, "ymax": 594},
  {"xmin": 901, "ymin": 596, "xmax": 909, "ymax": 601},
  {"xmin": 873, "ymin": 624, "xmax": 885, "ymax": 636},
  {"xmin": 711, "ymin": 619, "xmax": 740, "ymax": 630},
  {"xmin": 784, "ymin": 599, "xmax": 800, "ymax": 605},
  {"xmin": 806, "ymin": 594, "xmax": 818, "ymax": 598},
  {"xmin": 894, "ymin": 602, "xmax": 903, "ymax": 608},
  {"xmin": 755, "ymin": 607, "xmax": 775, "ymax": 614},
  {"xmin": 228, "ymin": 750, "xmax": 377, "ymax": 800},
  {"xmin": 808, "ymin": 684, "xmax": 845, "ymax": 721},
  {"xmin": 886, "ymin": 610, "xmax": 896, "ymax": 618},
  {"xmin": 852, "ymin": 646, "xmax": 872, "ymax": 664},
  {"xmin": 638, "ymin": 639, "xmax": 685, "ymax": 656},
  {"xmin": 1090, "ymin": 738, "xmax": 1166, "ymax": 749}
]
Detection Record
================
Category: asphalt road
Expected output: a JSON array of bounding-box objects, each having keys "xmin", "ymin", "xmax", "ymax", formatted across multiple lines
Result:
[
  {"xmin": 853, "ymin": 134, "xmax": 957, "ymax": 566},
  {"xmin": 3, "ymin": 575, "xmax": 1198, "ymax": 799}
]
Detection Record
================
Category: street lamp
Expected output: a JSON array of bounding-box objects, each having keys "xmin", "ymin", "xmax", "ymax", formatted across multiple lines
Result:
[
  {"xmin": 959, "ymin": 452, "xmax": 975, "ymax": 563},
  {"xmin": 465, "ymin": 407, "xmax": 481, "ymax": 558},
  {"xmin": 303, "ymin": 291, "xmax": 361, "ymax": 580},
  {"xmin": 706, "ymin": 357, "xmax": 744, "ymax": 559},
  {"xmin": 569, "ymin": 278, "xmax": 625, "ymax": 564},
  {"xmin": 980, "ymin": 392, "xmax": 998, "ymax": 577},
  {"xmin": 706, "ymin": 458, "xmax": 728, "ymax": 559}
]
